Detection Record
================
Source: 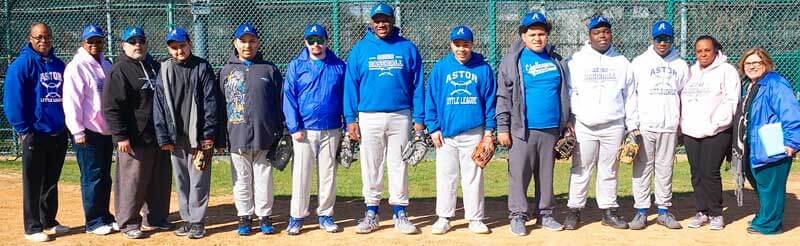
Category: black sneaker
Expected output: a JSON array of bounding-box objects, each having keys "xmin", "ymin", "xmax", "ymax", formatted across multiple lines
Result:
[
  {"xmin": 237, "ymin": 216, "xmax": 252, "ymax": 236},
  {"xmin": 188, "ymin": 223, "xmax": 206, "ymax": 239},
  {"xmin": 563, "ymin": 208, "xmax": 581, "ymax": 230},
  {"xmin": 174, "ymin": 222, "xmax": 190, "ymax": 237},
  {"xmin": 601, "ymin": 208, "xmax": 629, "ymax": 229}
]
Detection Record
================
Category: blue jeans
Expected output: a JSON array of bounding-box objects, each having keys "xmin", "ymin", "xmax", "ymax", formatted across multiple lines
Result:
[{"xmin": 74, "ymin": 130, "xmax": 115, "ymax": 231}]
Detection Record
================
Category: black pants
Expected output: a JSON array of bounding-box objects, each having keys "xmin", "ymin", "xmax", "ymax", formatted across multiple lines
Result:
[
  {"xmin": 684, "ymin": 130, "xmax": 731, "ymax": 217},
  {"xmin": 21, "ymin": 131, "xmax": 68, "ymax": 234}
]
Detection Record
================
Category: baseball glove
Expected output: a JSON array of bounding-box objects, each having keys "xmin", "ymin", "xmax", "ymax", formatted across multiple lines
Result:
[
  {"xmin": 471, "ymin": 135, "xmax": 496, "ymax": 169},
  {"xmin": 336, "ymin": 132, "xmax": 359, "ymax": 169},
  {"xmin": 193, "ymin": 142, "xmax": 214, "ymax": 171},
  {"xmin": 401, "ymin": 130, "xmax": 432, "ymax": 167},
  {"xmin": 618, "ymin": 129, "xmax": 641, "ymax": 164},
  {"xmin": 554, "ymin": 134, "xmax": 577, "ymax": 160},
  {"xmin": 269, "ymin": 130, "xmax": 293, "ymax": 171}
]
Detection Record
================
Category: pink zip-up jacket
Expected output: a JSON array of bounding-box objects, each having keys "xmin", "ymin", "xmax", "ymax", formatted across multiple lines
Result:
[{"xmin": 63, "ymin": 47, "xmax": 112, "ymax": 141}]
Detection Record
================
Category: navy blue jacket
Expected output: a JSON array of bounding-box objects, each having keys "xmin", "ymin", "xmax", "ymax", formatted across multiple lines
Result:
[
  {"xmin": 283, "ymin": 48, "xmax": 345, "ymax": 133},
  {"xmin": 3, "ymin": 43, "xmax": 66, "ymax": 135}
]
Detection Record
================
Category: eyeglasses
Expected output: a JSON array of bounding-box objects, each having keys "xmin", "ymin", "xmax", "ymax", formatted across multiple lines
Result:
[
  {"xmin": 744, "ymin": 61, "xmax": 764, "ymax": 67},
  {"xmin": 86, "ymin": 38, "xmax": 105, "ymax": 45},
  {"xmin": 654, "ymin": 35, "xmax": 673, "ymax": 44},
  {"xmin": 126, "ymin": 38, "xmax": 146, "ymax": 45},
  {"xmin": 29, "ymin": 35, "xmax": 53, "ymax": 42},
  {"xmin": 306, "ymin": 36, "xmax": 327, "ymax": 46}
]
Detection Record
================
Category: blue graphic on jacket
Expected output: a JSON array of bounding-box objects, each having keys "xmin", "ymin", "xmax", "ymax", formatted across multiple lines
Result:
[
  {"xmin": 446, "ymin": 70, "xmax": 478, "ymax": 105},
  {"xmin": 368, "ymin": 53, "xmax": 404, "ymax": 77},
  {"xmin": 520, "ymin": 48, "xmax": 560, "ymax": 129},
  {"xmin": 225, "ymin": 68, "xmax": 248, "ymax": 124},
  {"xmin": 39, "ymin": 72, "xmax": 63, "ymax": 103}
]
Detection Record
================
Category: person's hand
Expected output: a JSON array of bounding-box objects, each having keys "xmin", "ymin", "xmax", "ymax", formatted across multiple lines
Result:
[
  {"xmin": 498, "ymin": 132, "xmax": 512, "ymax": 148},
  {"xmin": 117, "ymin": 140, "xmax": 131, "ymax": 153},
  {"xmin": 18, "ymin": 132, "xmax": 32, "ymax": 145},
  {"xmin": 292, "ymin": 131, "xmax": 305, "ymax": 142},
  {"xmin": 413, "ymin": 123, "xmax": 426, "ymax": 132},
  {"xmin": 202, "ymin": 139, "xmax": 214, "ymax": 149},
  {"xmin": 786, "ymin": 146, "xmax": 796, "ymax": 157},
  {"xmin": 347, "ymin": 123, "xmax": 360, "ymax": 141},
  {"xmin": 160, "ymin": 144, "xmax": 174, "ymax": 152},
  {"xmin": 430, "ymin": 131, "xmax": 443, "ymax": 148},
  {"xmin": 73, "ymin": 135, "xmax": 87, "ymax": 146}
]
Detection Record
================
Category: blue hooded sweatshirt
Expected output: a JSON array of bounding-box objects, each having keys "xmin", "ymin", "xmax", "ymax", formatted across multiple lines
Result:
[
  {"xmin": 746, "ymin": 71, "xmax": 800, "ymax": 168},
  {"xmin": 425, "ymin": 52, "xmax": 496, "ymax": 138},
  {"xmin": 3, "ymin": 43, "xmax": 66, "ymax": 135},
  {"xmin": 343, "ymin": 27, "xmax": 424, "ymax": 124},
  {"xmin": 283, "ymin": 48, "xmax": 346, "ymax": 133}
]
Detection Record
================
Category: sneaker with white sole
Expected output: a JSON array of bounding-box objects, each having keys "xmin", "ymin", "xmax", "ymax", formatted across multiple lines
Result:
[
  {"xmin": 687, "ymin": 212, "xmax": 708, "ymax": 228},
  {"xmin": 318, "ymin": 216, "xmax": 341, "ymax": 233},
  {"xmin": 393, "ymin": 210, "xmax": 419, "ymax": 234},
  {"xmin": 355, "ymin": 210, "xmax": 379, "ymax": 234},
  {"xmin": 430, "ymin": 217, "xmax": 451, "ymax": 235},
  {"xmin": 87, "ymin": 224, "xmax": 113, "ymax": 235},
  {"xmin": 24, "ymin": 232, "xmax": 51, "ymax": 242},
  {"xmin": 112, "ymin": 222, "xmax": 119, "ymax": 231},
  {"xmin": 468, "ymin": 220, "xmax": 490, "ymax": 234},
  {"xmin": 509, "ymin": 213, "xmax": 528, "ymax": 236},
  {"xmin": 538, "ymin": 214, "xmax": 564, "ymax": 231},
  {"xmin": 657, "ymin": 212, "xmax": 683, "ymax": 229},
  {"xmin": 44, "ymin": 224, "xmax": 70, "ymax": 235},
  {"xmin": 709, "ymin": 215, "xmax": 724, "ymax": 230},
  {"xmin": 286, "ymin": 217, "xmax": 303, "ymax": 236}
]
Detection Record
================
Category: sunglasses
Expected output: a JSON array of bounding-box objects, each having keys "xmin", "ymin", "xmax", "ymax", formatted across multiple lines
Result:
[
  {"xmin": 86, "ymin": 38, "xmax": 105, "ymax": 45},
  {"xmin": 654, "ymin": 35, "xmax": 674, "ymax": 44},
  {"xmin": 306, "ymin": 36, "xmax": 327, "ymax": 46},
  {"xmin": 126, "ymin": 37, "xmax": 147, "ymax": 45}
]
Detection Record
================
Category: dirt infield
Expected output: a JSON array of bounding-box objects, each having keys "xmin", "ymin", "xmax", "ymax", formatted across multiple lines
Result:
[{"xmin": 0, "ymin": 171, "xmax": 798, "ymax": 245}]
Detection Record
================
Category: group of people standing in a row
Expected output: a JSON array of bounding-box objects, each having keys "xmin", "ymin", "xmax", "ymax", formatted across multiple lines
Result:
[{"xmin": 4, "ymin": 2, "xmax": 799, "ymax": 243}]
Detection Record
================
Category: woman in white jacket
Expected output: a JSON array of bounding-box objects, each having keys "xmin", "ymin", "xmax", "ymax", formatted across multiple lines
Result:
[{"xmin": 680, "ymin": 35, "xmax": 740, "ymax": 230}]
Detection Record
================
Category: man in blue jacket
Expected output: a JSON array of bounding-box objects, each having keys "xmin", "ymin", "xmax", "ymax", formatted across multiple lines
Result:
[
  {"xmin": 283, "ymin": 24, "xmax": 346, "ymax": 236},
  {"xmin": 4, "ymin": 22, "xmax": 69, "ymax": 242},
  {"xmin": 343, "ymin": 2, "xmax": 424, "ymax": 234},
  {"xmin": 426, "ymin": 25, "xmax": 495, "ymax": 235}
]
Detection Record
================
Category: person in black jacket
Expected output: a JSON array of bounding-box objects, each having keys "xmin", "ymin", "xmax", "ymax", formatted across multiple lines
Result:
[
  {"xmin": 219, "ymin": 24, "xmax": 284, "ymax": 236},
  {"xmin": 102, "ymin": 26, "xmax": 173, "ymax": 239},
  {"xmin": 152, "ymin": 27, "xmax": 218, "ymax": 239}
]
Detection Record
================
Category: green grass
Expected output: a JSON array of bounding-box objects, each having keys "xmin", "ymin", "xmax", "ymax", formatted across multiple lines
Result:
[{"xmin": 0, "ymin": 158, "xmax": 797, "ymax": 199}]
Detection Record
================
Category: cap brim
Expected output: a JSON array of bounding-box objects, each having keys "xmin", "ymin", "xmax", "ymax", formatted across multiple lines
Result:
[
  {"xmin": 236, "ymin": 32, "xmax": 259, "ymax": 39},
  {"xmin": 371, "ymin": 13, "xmax": 394, "ymax": 19},
  {"xmin": 589, "ymin": 23, "xmax": 611, "ymax": 30},
  {"xmin": 83, "ymin": 34, "xmax": 104, "ymax": 40}
]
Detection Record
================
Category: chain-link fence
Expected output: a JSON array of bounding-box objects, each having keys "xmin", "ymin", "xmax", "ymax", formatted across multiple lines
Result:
[{"xmin": 1, "ymin": 0, "xmax": 799, "ymax": 156}]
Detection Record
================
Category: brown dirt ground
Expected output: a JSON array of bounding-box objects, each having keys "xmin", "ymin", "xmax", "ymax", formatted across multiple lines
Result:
[{"xmin": 0, "ymin": 171, "xmax": 798, "ymax": 245}]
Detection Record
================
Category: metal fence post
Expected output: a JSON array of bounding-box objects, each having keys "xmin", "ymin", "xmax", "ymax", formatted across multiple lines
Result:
[
  {"xmin": 105, "ymin": 0, "xmax": 114, "ymax": 62},
  {"xmin": 4, "ymin": 0, "xmax": 11, "ymax": 65},
  {"xmin": 167, "ymin": 0, "xmax": 176, "ymax": 30},
  {"xmin": 191, "ymin": 0, "xmax": 209, "ymax": 59},
  {"xmin": 332, "ymin": 0, "xmax": 340, "ymax": 55},
  {"xmin": 680, "ymin": 0, "xmax": 687, "ymax": 58},
  {"xmin": 488, "ymin": 0, "xmax": 497, "ymax": 68}
]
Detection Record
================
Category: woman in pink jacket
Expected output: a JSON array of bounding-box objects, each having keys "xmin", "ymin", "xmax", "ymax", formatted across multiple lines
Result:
[{"xmin": 62, "ymin": 25, "xmax": 117, "ymax": 235}]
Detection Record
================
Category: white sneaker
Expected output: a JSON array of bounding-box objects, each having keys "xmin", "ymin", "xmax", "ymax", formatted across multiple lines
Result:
[
  {"xmin": 469, "ymin": 220, "xmax": 490, "ymax": 234},
  {"xmin": 430, "ymin": 217, "xmax": 451, "ymax": 235},
  {"xmin": 112, "ymin": 222, "xmax": 120, "ymax": 231},
  {"xmin": 709, "ymin": 216, "xmax": 725, "ymax": 230},
  {"xmin": 44, "ymin": 224, "xmax": 69, "ymax": 235},
  {"xmin": 24, "ymin": 232, "xmax": 51, "ymax": 242},
  {"xmin": 87, "ymin": 224, "xmax": 113, "ymax": 235}
]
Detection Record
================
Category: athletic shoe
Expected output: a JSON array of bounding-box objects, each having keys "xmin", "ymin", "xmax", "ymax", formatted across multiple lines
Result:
[
  {"xmin": 657, "ymin": 212, "xmax": 683, "ymax": 229},
  {"xmin": 563, "ymin": 208, "xmax": 581, "ymax": 230},
  {"xmin": 628, "ymin": 212, "xmax": 647, "ymax": 230},
  {"xmin": 509, "ymin": 213, "xmax": 527, "ymax": 236},
  {"xmin": 687, "ymin": 212, "xmax": 708, "ymax": 228},
  {"xmin": 468, "ymin": 220, "xmax": 490, "ymax": 234},
  {"xmin": 143, "ymin": 222, "xmax": 173, "ymax": 231},
  {"xmin": 287, "ymin": 217, "xmax": 304, "ymax": 236},
  {"xmin": 112, "ymin": 222, "xmax": 120, "ymax": 231},
  {"xmin": 538, "ymin": 214, "xmax": 564, "ymax": 231},
  {"xmin": 318, "ymin": 216, "xmax": 341, "ymax": 233},
  {"xmin": 174, "ymin": 222, "xmax": 190, "ymax": 237},
  {"xmin": 355, "ymin": 210, "xmax": 379, "ymax": 234},
  {"xmin": 430, "ymin": 217, "xmax": 451, "ymax": 235},
  {"xmin": 188, "ymin": 223, "xmax": 206, "ymax": 239},
  {"xmin": 601, "ymin": 208, "xmax": 629, "ymax": 229},
  {"xmin": 237, "ymin": 216, "xmax": 252, "ymax": 236},
  {"xmin": 88, "ymin": 224, "xmax": 114, "ymax": 235},
  {"xmin": 709, "ymin": 215, "xmax": 724, "ymax": 230},
  {"xmin": 24, "ymin": 232, "xmax": 51, "ymax": 242},
  {"xmin": 393, "ymin": 210, "xmax": 419, "ymax": 234},
  {"xmin": 123, "ymin": 229, "xmax": 144, "ymax": 239},
  {"xmin": 260, "ymin": 216, "xmax": 275, "ymax": 234},
  {"xmin": 44, "ymin": 224, "xmax": 70, "ymax": 235}
]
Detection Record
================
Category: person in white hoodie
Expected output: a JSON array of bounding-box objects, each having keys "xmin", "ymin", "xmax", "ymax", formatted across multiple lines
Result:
[
  {"xmin": 680, "ymin": 35, "xmax": 739, "ymax": 230},
  {"xmin": 626, "ymin": 20, "xmax": 687, "ymax": 230},
  {"xmin": 563, "ymin": 15, "xmax": 637, "ymax": 230}
]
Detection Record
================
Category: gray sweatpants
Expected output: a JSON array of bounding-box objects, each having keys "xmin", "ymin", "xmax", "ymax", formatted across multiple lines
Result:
[
  {"xmin": 631, "ymin": 130, "xmax": 677, "ymax": 209},
  {"xmin": 508, "ymin": 128, "xmax": 559, "ymax": 216},
  {"xmin": 171, "ymin": 143, "xmax": 211, "ymax": 224},
  {"xmin": 230, "ymin": 150, "xmax": 274, "ymax": 217},
  {"xmin": 114, "ymin": 145, "xmax": 172, "ymax": 232},
  {"xmin": 567, "ymin": 120, "xmax": 624, "ymax": 209}
]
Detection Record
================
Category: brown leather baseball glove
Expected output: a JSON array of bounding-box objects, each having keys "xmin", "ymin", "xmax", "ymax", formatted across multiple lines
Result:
[
  {"xmin": 471, "ymin": 135, "xmax": 496, "ymax": 169},
  {"xmin": 618, "ymin": 130, "xmax": 641, "ymax": 164}
]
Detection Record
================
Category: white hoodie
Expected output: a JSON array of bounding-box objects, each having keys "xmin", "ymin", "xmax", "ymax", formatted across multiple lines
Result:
[
  {"xmin": 630, "ymin": 45, "xmax": 688, "ymax": 133},
  {"xmin": 567, "ymin": 42, "xmax": 637, "ymax": 130},
  {"xmin": 680, "ymin": 51, "xmax": 740, "ymax": 138}
]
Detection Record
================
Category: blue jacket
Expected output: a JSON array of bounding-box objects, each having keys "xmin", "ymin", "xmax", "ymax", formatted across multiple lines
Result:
[
  {"xmin": 343, "ymin": 27, "xmax": 424, "ymax": 124},
  {"xmin": 747, "ymin": 71, "xmax": 800, "ymax": 168},
  {"xmin": 425, "ymin": 52, "xmax": 496, "ymax": 138},
  {"xmin": 3, "ymin": 43, "xmax": 66, "ymax": 135},
  {"xmin": 283, "ymin": 48, "xmax": 346, "ymax": 133}
]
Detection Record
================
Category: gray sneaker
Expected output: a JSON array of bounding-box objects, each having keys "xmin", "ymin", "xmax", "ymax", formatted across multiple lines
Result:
[
  {"xmin": 509, "ymin": 214, "xmax": 528, "ymax": 236},
  {"xmin": 393, "ymin": 210, "xmax": 419, "ymax": 234},
  {"xmin": 657, "ymin": 212, "xmax": 683, "ymax": 229},
  {"xmin": 538, "ymin": 214, "xmax": 564, "ymax": 231},
  {"xmin": 628, "ymin": 213, "xmax": 647, "ymax": 230},
  {"xmin": 687, "ymin": 212, "xmax": 708, "ymax": 228},
  {"xmin": 709, "ymin": 215, "xmax": 724, "ymax": 230},
  {"xmin": 355, "ymin": 211, "xmax": 379, "ymax": 234}
]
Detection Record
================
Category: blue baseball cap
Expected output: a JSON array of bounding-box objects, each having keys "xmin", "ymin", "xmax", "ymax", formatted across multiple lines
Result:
[
  {"xmin": 520, "ymin": 12, "xmax": 548, "ymax": 28},
  {"xmin": 81, "ymin": 25, "xmax": 104, "ymax": 41},
  {"xmin": 303, "ymin": 24, "xmax": 328, "ymax": 39},
  {"xmin": 651, "ymin": 20, "xmax": 674, "ymax": 38},
  {"xmin": 449, "ymin": 25, "xmax": 473, "ymax": 42},
  {"xmin": 370, "ymin": 3, "xmax": 394, "ymax": 18},
  {"xmin": 166, "ymin": 27, "xmax": 190, "ymax": 44},
  {"xmin": 234, "ymin": 23, "xmax": 259, "ymax": 39},
  {"xmin": 121, "ymin": 26, "xmax": 145, "ymax": 41},
  {"xmin": 588, "ymin": 15, "xmax": 612, "ymax": 30}
]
